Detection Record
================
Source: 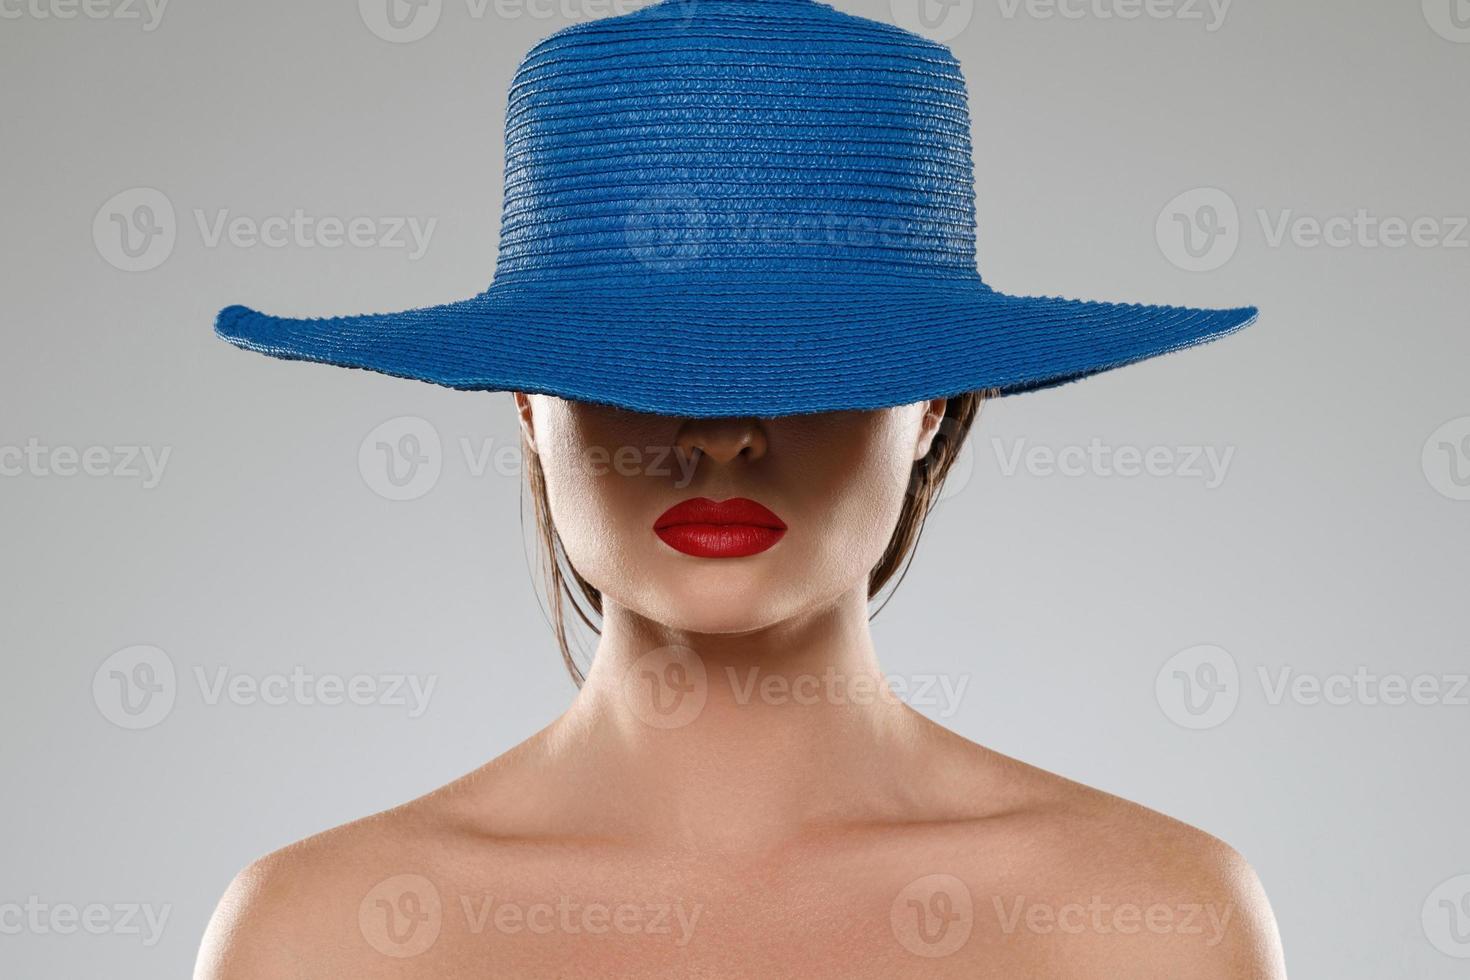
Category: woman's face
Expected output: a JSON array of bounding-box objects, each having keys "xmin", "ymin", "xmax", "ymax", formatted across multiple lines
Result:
[{"xmin": 515, "ymin": 394, "xmax": 948, "ymax": 634}]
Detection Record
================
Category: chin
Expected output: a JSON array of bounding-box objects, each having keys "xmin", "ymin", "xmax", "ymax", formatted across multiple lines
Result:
[{"xmin": 640, "ymin": 567, "xmax": 802, "ymax": 636}]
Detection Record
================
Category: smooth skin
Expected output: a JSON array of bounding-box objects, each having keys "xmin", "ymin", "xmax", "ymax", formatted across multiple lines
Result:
[{"xmin": 195, "ymin": 394, "xmax": 1288, "ymax": 979}]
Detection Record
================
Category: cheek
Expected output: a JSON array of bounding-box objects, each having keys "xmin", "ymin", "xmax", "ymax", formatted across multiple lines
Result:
[
  {"xmin": 779, "ymin": 415, "xmax": 919, "ymax": 586},
  {"xmin": 536, "ymin": 416, "xmax": 659, "ymax": 588},
  {"xmin": 817, "ymin": 431, "xmax": 916, "ymax": 570}
]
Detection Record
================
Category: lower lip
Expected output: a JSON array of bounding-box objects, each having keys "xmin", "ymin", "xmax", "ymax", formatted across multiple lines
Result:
[{"xmin": 655, "ymin": 523, "xmax": 786, "ymax": 558}]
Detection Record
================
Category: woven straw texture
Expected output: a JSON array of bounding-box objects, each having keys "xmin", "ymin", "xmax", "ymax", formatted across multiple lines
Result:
[{"xmin": 216, "ymin": 0, "xmax": 1256, "ymax": 417}]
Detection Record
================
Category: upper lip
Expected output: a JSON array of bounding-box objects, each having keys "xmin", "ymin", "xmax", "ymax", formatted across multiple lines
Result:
[{"xmin": 653, "ymin": 496, "xmax": 787, "ymax": 530}]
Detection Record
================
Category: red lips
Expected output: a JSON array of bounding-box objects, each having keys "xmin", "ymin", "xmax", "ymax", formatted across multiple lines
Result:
[{"xmin": 653, "ymin": 496, "xmax": 787, "ymax": 558}]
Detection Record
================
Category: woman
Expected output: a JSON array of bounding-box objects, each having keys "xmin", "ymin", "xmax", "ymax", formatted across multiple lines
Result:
[{"xmin": 196, "ymin": 0, "xmax": 1286, "ymax": 975}]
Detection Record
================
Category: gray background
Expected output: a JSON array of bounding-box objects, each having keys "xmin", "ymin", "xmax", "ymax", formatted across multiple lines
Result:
[{"xmin": 3, "ymin": 0, "xmax": 1468, "ymax": 976}]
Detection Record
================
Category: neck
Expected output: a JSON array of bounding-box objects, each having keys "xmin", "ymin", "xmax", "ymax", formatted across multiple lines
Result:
[{"xmin": 552, "ymin": 583, "xmax": 935, "ymax": 853}]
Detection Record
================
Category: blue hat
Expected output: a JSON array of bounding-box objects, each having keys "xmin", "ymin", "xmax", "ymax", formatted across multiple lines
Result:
[{"xmin": 216, "ymin": 0, "xmax": 1256, "ymax": 418}]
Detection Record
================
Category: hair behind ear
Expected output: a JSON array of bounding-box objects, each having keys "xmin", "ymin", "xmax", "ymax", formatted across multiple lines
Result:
[
  {"xmin": 522, "ymin": 427, "xmax": 600, "ymax": 686},
  {"xmin": 867, "ymin": 389, "xmax": 988, "ymax": 607}
]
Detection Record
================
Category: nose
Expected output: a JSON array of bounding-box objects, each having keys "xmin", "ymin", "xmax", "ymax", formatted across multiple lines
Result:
[{"xmin": 673, "ymin": 417, "xmax": 768, "ymax": 465}]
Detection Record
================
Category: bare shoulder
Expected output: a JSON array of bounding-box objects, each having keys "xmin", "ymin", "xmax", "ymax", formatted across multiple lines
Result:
[
  {"xmin": 937, "ymin": 739, "xmax": 1288, "ymax": 978},
  {"xmin": 192, "ymin": 799, "xmax": 439, "ymax": 979},
  {"xmin": 192, "ymin": 729, "xmax": 565, "ymax": 979},
  {"xmin": 190, "ymin": 735, "xmax": 553, "ymax": 980}
]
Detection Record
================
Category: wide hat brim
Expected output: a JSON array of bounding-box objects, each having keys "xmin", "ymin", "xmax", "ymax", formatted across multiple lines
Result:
[{"xmin": 216, "ymin": 277, "xmax": 1256, "ymax": 418}]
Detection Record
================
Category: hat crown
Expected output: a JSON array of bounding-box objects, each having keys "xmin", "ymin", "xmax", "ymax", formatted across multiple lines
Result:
[{"xmin": 493, "ymin": 0, "xmax": 980, "ymax": 289}]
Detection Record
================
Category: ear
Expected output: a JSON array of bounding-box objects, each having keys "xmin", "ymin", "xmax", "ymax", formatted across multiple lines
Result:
[
  {"xmin": 912, "ymin": 397, "xmax": 948, "ymax": 462},
  {"xmin": 513, "ymin": 392, "xmax": 538, "ymax": 455}
]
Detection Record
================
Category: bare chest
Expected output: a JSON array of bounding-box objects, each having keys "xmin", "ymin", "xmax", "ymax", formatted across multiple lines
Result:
[{"xmin": 329, "ymin": 857, "xmax": 1059, "ymax": 979}]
